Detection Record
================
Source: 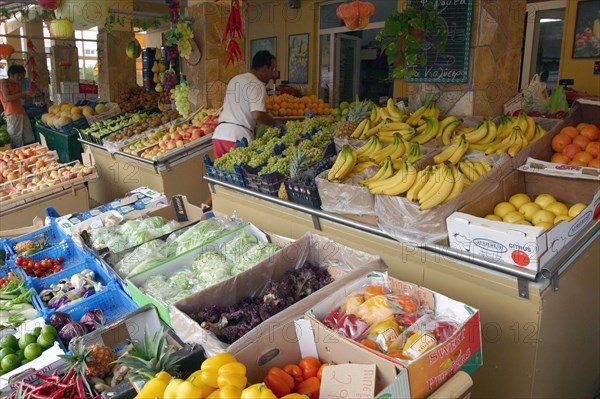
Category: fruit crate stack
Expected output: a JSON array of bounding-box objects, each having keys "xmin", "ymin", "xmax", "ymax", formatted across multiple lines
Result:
[{"xmin": 284, "ymin": 155, "xmax": 335, "ymax": 208}]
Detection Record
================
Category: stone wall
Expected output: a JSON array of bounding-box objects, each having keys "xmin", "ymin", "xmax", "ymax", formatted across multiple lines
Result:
[
  {"xmin": 97, "ymin": 30, "xmax": 137, "ymax": 101},
  {"xmin": 183, "ymin": 2, "xmax": 244, "ymax": 110},
  {"xmin": 409, "ymin": 0, "xmax": 526, "ymax": 117}
]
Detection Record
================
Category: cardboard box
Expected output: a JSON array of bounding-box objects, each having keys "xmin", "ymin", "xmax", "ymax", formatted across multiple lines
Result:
[
  {"xmin": 170, "ymin": 233, "xmax": 388, "ymax": 356},
  {"xmin": 306, "ymin": 272, "xmax": 482, "ymax": 399},
  {"xmin": 446, "ymin": 169, "xmax": 600, "ymax": 272},
  {"xmin": 126, "ymin": 223, "xmax": 269, "ymax": 326},
  {"xmin": 527, "ymin": 98, "xmax": 600, "ymax": 176},
  {"xmin": 0, "ymin": 318, "xmax": 66, "ymax": 390}
]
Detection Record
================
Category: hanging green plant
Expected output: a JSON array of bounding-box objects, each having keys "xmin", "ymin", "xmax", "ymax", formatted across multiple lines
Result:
[{"xmin": 376, "ymin": 2, "xmax": 447, "ymax": 79}]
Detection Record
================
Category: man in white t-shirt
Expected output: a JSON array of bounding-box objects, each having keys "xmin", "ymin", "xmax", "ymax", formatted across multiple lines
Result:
[
  {"xmin": 212, "ymin": 50, "xmax": 276, "ymax": 158},
  {"xmin": 212, "ymin": 50, "xmax": 276, "ymax": 159}
]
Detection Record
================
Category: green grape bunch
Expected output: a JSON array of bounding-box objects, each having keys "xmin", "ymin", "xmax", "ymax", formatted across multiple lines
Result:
[{"xmin": 171, "ymin": 82, "xmax": 191, "ymax": 118}]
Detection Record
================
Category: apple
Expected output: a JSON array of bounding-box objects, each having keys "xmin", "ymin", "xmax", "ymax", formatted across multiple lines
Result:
[{"xmin": 166, "ymin": 142, "xmax": 176, "ymax": 150}]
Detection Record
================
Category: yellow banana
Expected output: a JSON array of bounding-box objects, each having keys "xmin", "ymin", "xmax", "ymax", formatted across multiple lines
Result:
[
  {"xmin": 387, "ymin": 98, "xmax": 404, "ymax": 120},
  {"xmin": 369, "ymin": 135, "xmax": 402, "ymax": 164},
  {"xmin": 463, "ymin": 122, "xmax": 489, "ymax": 143},
  {"xmin": 472, "ymin": 161, "xmax": 487, "ymax": 177},
  {"xmin": 369, "ymin": 107, "xmax": 379, "ymax": 123},
  {"xmin": 347, "ymin": 161, "xmax": 379, "ymax": 178},
  {"xmin": 360, "ymin": 157, "xmax": 394, "ymax": 186},
  {"xmin": 458, "ymin": 161, "xmax": 479, "ymax": 182},
  {"xmin": 496, "ymin": 115, "xmax": 513, "ymax": 139},
  {"xmin": 438, "ymin": 117, "xmax": 462, "ymax": 144},
  {"xmin": 433, "ymin": 137, "xmax": 462, "ymax": 164},
  {"xmin": 379, "ymin": 122, "xmax": 412, "ymax": 131},
  {"xmin": 360, "ymin": 120, "xmax": 387, "ymax": 139},
  {"xmin": 379, "ymin": 107, "xmax": 391, "ymax": 121},
  {"xmin": 420, "ymin": 166, "xmax": 455, "ymax": 210},
  {"xmin": 507, "ymin": 130, "xmax": 523, "ymax": 158},
  {"xmin": 531, "ymin": 124, "xmax": 546, "ymax": 143},
  {"xmin": 356, "ymin": 136, "xmax": 381, "ymax": 157},
  {"xmin": 442, "ymin": 167, "xmax": 465, "ymax": 204},
  {"xmin": 411, "ymin": 116, "xmax": 439, "ymax": 145},
  {"xmin": 523, "ymin": 114, "xmax": 536, "ymax": 142},
  {"xmin": 369, "ymin": 161, "xmax": 418, "ymax": 195},
  {"xmin": 485, "ymin": 130, "xmax": 516, "ymax": 155},
  {"xmin": 425, "ymin": 102, "xmax": 440, "ymax": 119},
  {"xmin": 448, "ymin": 139, "xmax": 469, "ymax": 164},
  {"xmin": 406, "ymin": 168, "xmax": 432, "ymax": 202},
  {"xmin": 477, "ymin": 120, "xmax": 498, "ymax": 145},
  {"xmin": 406, "ymin": 142, "xmax": 423, "ymax": 163},
  {"xmin": 333, "ymin": 147, "xmax": 358, "ymax": 181},
  {"xmin": 406, "ymin": 102, "xmax": 429, "ymax": 126},
  {"xmin": 327, "ymin": 147, "xmax": 350, "ymax": 181},
  {"xmin": 350, "ymin": 119, "xmax": 368, "ymax": 138},
  {"xmin": 417, "ymin": 165, "xmax": 444, "ymax": 202}
]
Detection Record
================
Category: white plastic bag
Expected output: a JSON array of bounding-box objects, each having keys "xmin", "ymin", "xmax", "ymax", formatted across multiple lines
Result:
[{"xmin": 522, "ymin": 74, "xmax": 549, "ymax": 114}]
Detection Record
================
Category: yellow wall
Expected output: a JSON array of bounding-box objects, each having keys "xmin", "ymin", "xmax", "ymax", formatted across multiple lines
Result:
[
  {"xmin": 246, "ymin": 0, "xmax": 319, "ymax": 95},
  {"xmin": 559, "ymin": 0, "xmax": 600, "ymax": 95}
]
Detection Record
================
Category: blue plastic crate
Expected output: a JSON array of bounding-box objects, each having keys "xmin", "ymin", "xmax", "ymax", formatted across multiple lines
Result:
[
  {"xmin": 204, "ymin": 154, "xmax": 246, "ymax": 187},
  {"xmin": 4, "ymin": 222, "xmax": 69, "ymax": 258},
  {"xmin": 34, "ymin": 259, "xmax": 117, "ymax": 315}
]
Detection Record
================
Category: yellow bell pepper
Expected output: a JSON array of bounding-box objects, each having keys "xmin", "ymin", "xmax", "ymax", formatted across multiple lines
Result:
[
  {"xmin": 341, "ymin": 294, "xmax": 364, "ymax": 314},
  {"xmin": 219, "ymin": 384, "xmax": 243, "ymax": 399},
  {"xmin": 187, "ymin": 371, "xmax": 216, "ymax": 397},
  {"xmin": 163, "ymin": 378, "xmax": 184, "ymax": 399},
  {"xmin": 217, "ymin": 362, "xmax": 247, "ymax": 389},
  {"xmin": 357, "ymin": 295, "xmax": 394, "ymax": 325},
  {"xmin": 207, "ymin": 389, "xmax": 221, "ymax": 399},
  {"xmin": 176, "ymin": 380, "xmax": 203, "ymax": 399},
  {"xmin": 135, "ymin": 372, "xmax": 172, "ymax": 399},
  {"xmin": 241, "ymin": 383, "xmax": 277, "ymax": 399},
  {"xmin": 201, "ymin": 353, "xmax": 238, "ymax": 388},
  {"xmin": 281, "ymin": 394, "xmax": 310, "ymax": 399}
]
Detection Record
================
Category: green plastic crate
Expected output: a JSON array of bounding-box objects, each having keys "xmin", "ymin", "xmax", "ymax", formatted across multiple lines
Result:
[{"xmin": 34, "ymin": 122, "xmax": 83, "ymax": 163}]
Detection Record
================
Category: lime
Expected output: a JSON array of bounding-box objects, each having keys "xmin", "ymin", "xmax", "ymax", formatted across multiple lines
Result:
[
  {"xmin": 23, "ymin": 343, "xmax": 42, "ymax": 361},
  {"xmin": 32, "ymin": 327, "xmax": 42, "ymax": 337},
  {"xmin": 1, "ymin": 354, "xmax": 20, "ymax": 372},
  {"xmin": 15, "ymin": 350, "xmax": 24, "ymax": 362},
  {"xmin": 0, "ymin": 347, "xmax": 15, "ymax": 359},
  {"xmin": 41, "ymin": 325, "xmax": 57, "ymax": 338},
  {"xmin": 18, "ymin": 334, "xmax": 37, "ymax": 350},
  {"xmin": 0, "ymin": 335, "xmax": 19, "ymax": 351},
  {"xmin": 37, "ymin": 333, "xmax": 55, "ymax": 350}
]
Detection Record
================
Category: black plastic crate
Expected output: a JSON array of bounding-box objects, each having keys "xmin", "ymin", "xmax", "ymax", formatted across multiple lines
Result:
[
  {"xmin": 285, "ymin": 179, "xmax": 321, "ymax": 208},
  {"xmin": 204, "ymin": 154, "xmax": 246, "ymax": 187},
  {"xmin": 241, "ymin": 164, "xmax": 286, "ymax": 197}
]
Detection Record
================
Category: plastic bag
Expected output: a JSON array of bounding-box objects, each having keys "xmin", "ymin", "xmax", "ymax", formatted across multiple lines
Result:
[
  {"xmin": 220, "ymin": 231, "xmax": 259, "ymax": 263},
  {"xmin": 522, "ymin": 74, "xmax": 549, "ymax": 114},
  {"xmin": 115, "ymin": 239, "xmax": 177, "ymax": 278},
  {"xmin": 173, "ymin": 218, "xmax": 238, "ymax": 255},
  {"xmin": 234, "ymin": 243, "xmax": 280, "ymax": 273},
  {"xmin": 547, "ymin": 86, "xmax": 569, "ymax": 115}
]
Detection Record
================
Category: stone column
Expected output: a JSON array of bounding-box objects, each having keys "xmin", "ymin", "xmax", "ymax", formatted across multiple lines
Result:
[
  {"xmin": 97, "ymin": 30, "xmax": 137, "ymax": 101},
  {"xmin": 50, "ymin": 43, "xmax": 79, "ymax": 102},
  {"xmin": 408, "ymin": 0, "xmax": 526, "ymax": 117},
  {"xmin": 182, "ymin": 2, "xmax": 244, "ymax": 109},
  {"xmin": 22, "ymin": 19, "xmax": 50, "ymax": 97}
]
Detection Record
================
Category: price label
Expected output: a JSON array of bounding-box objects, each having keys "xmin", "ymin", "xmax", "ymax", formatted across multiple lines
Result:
[{"xmin": 319, "ymin": 364, "xmax": 376, "ymax": 399}]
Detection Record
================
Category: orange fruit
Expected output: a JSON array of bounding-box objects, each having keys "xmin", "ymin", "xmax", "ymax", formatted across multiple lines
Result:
[
  {"xmin": 580, "ymin": 124, "xmax": 600, "ymax": 141},
  {"xmin": 573, "ymin": 151, "xmax": 593, "ymax": 164},
  {"xmin": 560, "ymin": 126, "xmax": 579, "ymax": 139},
  {"xmin": 572, "ymin": 135, "xmax": 590, "ymax": 150},
  {"xmin": 363, "ymin": 285, "xmax": 385, "ymax": 299},
  {"xmin": 588, "ymin": 158, "xmax": 600, "ymax": 168},
  {"xmin": 550, "ymin": 153, "xmax": 571, "ymax": 164},
  {"xmin": 585, "ymin": 141, "xmax": 600, "ymax": 158},
  {"xmin": 551, "ymin": 133, "xmax": 572, "ymax": 152},
  {"xmin": 563, "ymin": 143, "xmax": 581, "ymax": 159},
  {"xmin": 568, "ymin": 160, "xmax": 587, "ymax": 166},
  {"xmin": 576, "ymin": 122, "xmax": 589, "ymax": 131}
]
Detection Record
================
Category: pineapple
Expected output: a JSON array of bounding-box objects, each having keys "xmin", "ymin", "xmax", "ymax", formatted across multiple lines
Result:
[
  {"xmin": 13, "ymin": 240, "xmax": 35, "ymax": 254},
  {"xmin": 335, "ymin": 99, "xmax": 372, "ymax": 137},
  {"xmin": 113, "ymin": 327, "xmax": 181, "ymax": 382},
  {"xmin": 279, "ymin": 148, "xmax": 309, "ymax": 200},
  {"xmin": 60, "ymin": 339, "xmax": 116, "ymax": 378}
]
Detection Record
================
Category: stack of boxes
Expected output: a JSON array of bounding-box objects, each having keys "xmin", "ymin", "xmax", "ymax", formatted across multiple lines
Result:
[{"xmin": 57, "ymin": 81, "xmax": 98, "ymax": 104}]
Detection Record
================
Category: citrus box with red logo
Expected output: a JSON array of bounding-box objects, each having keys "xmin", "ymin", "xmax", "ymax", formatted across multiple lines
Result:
[
  {"xmin": 305, "ymin": 272, "xmax": 482, "ymax": 399},
  {"xmin": 446, "ymin": 168, "xmax": 600, "ymax": 273}
]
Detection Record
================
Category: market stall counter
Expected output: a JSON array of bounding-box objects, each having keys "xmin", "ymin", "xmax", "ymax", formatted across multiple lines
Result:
[{"xmin": 206, "ymin": 177, "xmax": 599, "ymax": 399}]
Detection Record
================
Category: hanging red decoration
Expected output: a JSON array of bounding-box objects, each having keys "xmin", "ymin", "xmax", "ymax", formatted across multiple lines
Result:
[
  {"xmin": 38, "ymin": 0, "xmax": 61, "ymax": 10},
  {"xmin": 336, "ymin": 0, "xmax": 375, "ymax": 30},
  {"xmin": 0, "ymin": 43, "xmax": 15, "ymax": 60},
  {"xmin": 223, "ymin": 0, "xmax": 244, "ymax": 66}
]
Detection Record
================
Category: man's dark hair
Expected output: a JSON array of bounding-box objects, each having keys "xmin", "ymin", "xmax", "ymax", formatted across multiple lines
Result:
[
  {"xmin": 8, "ymin": 65, "xmax": 26, "ymax": 76},
  {"xmin": 251, "ymin": 50, "xmax": 275, "ymax": 70}
]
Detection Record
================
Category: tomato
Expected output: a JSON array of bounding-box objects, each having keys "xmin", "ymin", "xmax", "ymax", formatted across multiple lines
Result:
[
  {"xmin": 41, "ymin": 260, "xmax": 49, "ymax": 269},
  {"xmin": 34, "ymin": 269, "xmax": 43, "ymax": 277},
  {"xmin": 56, "ymin": 257, "xmax": 64, "ymax": 263},
  {"xmin": 16, "ymin": 255, "xmax": 23, "ymax": 262},
  {"xmin": 34, "ymin": 262, "xmax": 41, "ymax": 270}
]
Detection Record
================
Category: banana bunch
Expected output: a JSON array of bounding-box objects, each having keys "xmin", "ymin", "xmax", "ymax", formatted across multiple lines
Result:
[
  {"xmin": 327, "ymin": 146, "xmax": 358, "ymax": 182},
  {"xmin": 433, "ymin": 136, "xmax": 470, "ymax": 164},
  {"xmin": 439, "ymin": 116, "xmax": 463, "ymax": 145},
  {"xmin": 367, "ymin": 160, "xmax": 418, "ymax": 196},
  {"xmin": 411, "ymin": 116, "xmax": 440, "ymax": 145},
  {"xmin": 457, "ymin": 159, "xmax": 491, "ymax": 186},
  {"xmin": 356, "ymin": 136, "xmax": 383, "ymax": 161},
  {"xmin": 353, "ymin": 119, "xmax": 415, "ymax": 141},
  {"xmin": 450, "ymin": 120, "xmax": 498, "ymax": 148},
  {"xmin": 408, "ymin": 165, "xmax": 467, "ymax": 210},
  {"xmin": 360, "ymin": 157, "xmax": 394, "ymax": 186},
  {"xmin": 346, "ymin": 161, "xmax": 378, "ymax": 179},
  {"xmin": 369, "ymin": 134, "xmax": 411, "ymax": 164},
  {"xmin": 406, "ymin": 101, "xmax": 440, "ymax": 128},
  {"xmin": 485, "ymin": 126, "xmax": 529, "ymax": 157},
  {"xmin": 369, "ymin": 98, "xmax": 407, "ymax": 125}
]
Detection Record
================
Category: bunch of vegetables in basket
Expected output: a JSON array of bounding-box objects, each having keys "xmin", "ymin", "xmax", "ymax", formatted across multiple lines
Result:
[
  {"xmin": 39, "ymin": 269, "xmax": 104, "ymax": 312},
  {"xmin": 0, "ymin": 273, "xmax": 38, "ymax": 329}
]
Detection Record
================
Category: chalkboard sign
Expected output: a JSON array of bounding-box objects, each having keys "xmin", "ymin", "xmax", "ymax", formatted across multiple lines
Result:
[{"xmin": 405, "ymin": 0, "xmax": 474, "ymax": 83}]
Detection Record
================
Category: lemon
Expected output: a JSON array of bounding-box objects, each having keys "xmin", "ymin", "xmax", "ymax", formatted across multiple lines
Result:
[
  {"xmin": 534, "ymin": 193, "xmax": 557, "ymax": 209},
  {"xmin": 554, "ymin": 214, "xmax": 573, "ymax": 224},
  {"xmin": 519, "ymin": 202, "xmax": 542, "ymax": 222},
  {"xmin": 536, "ymin": 221, "xmax": 553, "ymax": 231},
  {"xmin": 532, "ymin": 209, "xmax": 556, "ymax": 226},
  {"xmin": 514, "ymin": 220, "xmax": 532, "ymax": 226},
  {"xmin": 494, "ymin": 202, "xmax": 516, "ymax": 218},
  {"xmin": 545, "ymin": 201, "xmax": 569, "ymax": 217},
  {"xmin": 503, "ymin": 211, "xmax": 526, "ymax": 224},
  {"xmin": 484, "ymin": 214, "xmax": 502, "ymax": 221},
  {"xmin": 568, "ymin": 203, "xmax": 587, "ymax": 218},
  {"xmin": 509, "ymin": 193, "xmax": 531, "ymax": 210}
]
